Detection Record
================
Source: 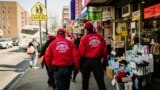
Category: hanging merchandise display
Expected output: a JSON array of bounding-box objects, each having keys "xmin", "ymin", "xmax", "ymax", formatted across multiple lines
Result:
[
  {"xmin": 107, "ymin": 43, "xmax": 154, "ymax": 90},
  {"xmin": 87, "ymin": 6, "xmax": 102, "ymax": 20}
]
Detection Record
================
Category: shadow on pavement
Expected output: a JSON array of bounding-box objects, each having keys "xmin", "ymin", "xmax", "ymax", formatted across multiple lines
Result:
[
  {"xmin": 0, "ymin": 60, "xmax": 29, "ymax": 73},
  {"xmin": 9, "ymin": 48, "xmax": 23, "ymax": 52}
]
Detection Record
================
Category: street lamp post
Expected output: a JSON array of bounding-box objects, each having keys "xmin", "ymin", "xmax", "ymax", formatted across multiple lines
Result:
[{"xmin": 45, "ymin": 0, "xmax": 48, "ymax": 37}]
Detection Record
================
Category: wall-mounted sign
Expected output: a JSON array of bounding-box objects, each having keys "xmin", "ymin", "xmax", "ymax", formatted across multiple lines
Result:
[
  {"xmin": 115, "ymin": 35, "xmax": 121, "ymax": 41},
  {"xmin": 132, "ymin": 10, "xmax": 140, "ymax": 21},
  {"xmin": 88, "ymin": 7, "xmax": 102, "ymax": 12},
  {"xmin": 144, "ymin": 4, "xmax": 160, "ymax": 19},
  {"xmin": 122, "ymin": 4, "xmax": 130, "ymax": 17},
  {"xmin": 121, "ymin": 31, "xmax": 128, "ymax": 36},
  {"xmin": 131, "ymin": 22, "xmax": 136, "ymax": 29},
  {"xmin": 114, "ymin": 41, "xmax": 124, "ymax": 48},
  {"xmin": 116, "ymin": 26, "xmax": 122, "ymax": 34},
  {"xmin": 102, "ymin": 6, "xmax": 114, "ymax": 21}
]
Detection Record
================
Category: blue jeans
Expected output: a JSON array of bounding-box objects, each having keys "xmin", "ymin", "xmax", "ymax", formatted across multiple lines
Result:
[{"xmin": 54, "ymin": 66, "xmax": 73, "ymax": 90}]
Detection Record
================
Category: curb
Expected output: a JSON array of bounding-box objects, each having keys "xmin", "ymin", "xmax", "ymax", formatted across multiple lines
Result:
[{"xmin": 3, "ymin": 67, "xmax": 30, "ymax": 90}]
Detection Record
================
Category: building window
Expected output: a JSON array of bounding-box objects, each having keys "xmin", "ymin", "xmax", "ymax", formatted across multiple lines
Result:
[
  {"xmin": 2, "ymin": 11, "xmax": 4, "ymax": 13},
  {"xmin": 3, "ymin": 26, "xmax": 5, "ymax": 29},
  {"xmin": 8, "ymin": 11, "xmax": 9, "ymax": 13},
  {"xmin": 8, "ymin": 31, "xmax": 10, "ymax": 34}
]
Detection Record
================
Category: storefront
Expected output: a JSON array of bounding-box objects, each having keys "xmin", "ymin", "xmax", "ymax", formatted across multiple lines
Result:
[
  {"xmin": 114, "ymin": 0, "xmax": 141, "ymax": 56},
  {"xmin": 143, "ymin": 0, "xmax": 160, "ymax": 79}
]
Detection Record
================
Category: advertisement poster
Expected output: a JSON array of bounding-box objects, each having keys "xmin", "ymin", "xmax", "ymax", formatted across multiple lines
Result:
[{"xmin": 104, "ymin": 27, "xmax": 112, "ymax": 44}]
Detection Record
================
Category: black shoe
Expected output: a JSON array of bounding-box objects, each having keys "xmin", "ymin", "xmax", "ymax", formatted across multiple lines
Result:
[
  {"xmin": 71, "ymin": 79, "xmax": 76, "ymax": 82},
  {"xmin": 30, "ymin": 65, "xmax": 32, "ymax": 69},
  {"xmin": 48, "ymin": 81, "xmax": 52, "ymax": 87}
]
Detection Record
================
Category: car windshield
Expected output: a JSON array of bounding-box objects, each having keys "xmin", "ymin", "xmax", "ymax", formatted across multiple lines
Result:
[
  {"xmin": 0, "ymin": 39, "xmax": 6, "ymax": 42},
  {"xmin": 12, "ymin": 37, "xmax": 18, "ymax": 41}
]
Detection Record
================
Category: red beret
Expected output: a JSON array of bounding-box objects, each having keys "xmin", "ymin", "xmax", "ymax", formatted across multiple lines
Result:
[
  {"xmin": 47, "ymin": 35, "xmax": 56, "ymax": 40},
  {"xmin": 84, "ymin": 22, "xmax": 93, "ymax": 29},
  {"xmin": 57, "ymin": 29, "xmax": 65, "ymax": 35}
]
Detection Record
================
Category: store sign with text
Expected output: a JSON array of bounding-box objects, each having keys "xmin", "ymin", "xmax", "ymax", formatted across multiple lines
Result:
[
  {"xmin": 87, "ymin": 7, "xmax": 102, "ymax": 20},
  {"xmin": 144, "ymin": 4, "xmax": 160, "ymax": 19},
  {"xmin": 132, "ymin": 10, "xmax": 140, "ymax": 21},
  {"xmin": 102, "ymin": 6, "xmax": 114, "ymax": 21}
]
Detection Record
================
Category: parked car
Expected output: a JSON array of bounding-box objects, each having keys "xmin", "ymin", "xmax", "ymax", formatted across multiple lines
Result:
[
  {"xmin": 0, "ymin": 38, "xmax": 13, "ymax": 49},
  {"xmin": 11, "ymin": 37, "xmax": 19, "ymax": 46}
]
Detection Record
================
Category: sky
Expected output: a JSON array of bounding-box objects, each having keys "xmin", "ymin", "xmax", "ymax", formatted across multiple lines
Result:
[{"xmin": 0, "ymin": 0, "xmax": 71, "ymax": 24}]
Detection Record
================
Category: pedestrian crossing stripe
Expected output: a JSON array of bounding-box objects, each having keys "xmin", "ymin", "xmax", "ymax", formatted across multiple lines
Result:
[{"xmin": 31, "ymin": 2, "xmax": 48, "ymax": 21}]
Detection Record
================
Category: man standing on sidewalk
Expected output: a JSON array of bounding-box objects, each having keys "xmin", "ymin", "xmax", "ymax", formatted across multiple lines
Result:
[
  {"xmin": 45, "ymin": 29, "xmax": 80, "ymax": 90},
  {"xmin": 79, "ymin": 22, "xmax": 108, "ymax": 90}
]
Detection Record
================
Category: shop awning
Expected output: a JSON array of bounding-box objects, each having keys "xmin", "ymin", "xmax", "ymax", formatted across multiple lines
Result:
[
  {"xmin": 76, "ymin": 8, "xmax": 88, "ymax": 21},
  {"xmin": 85, "ymin": 0, "xmax": 108, "ymax": 6}
]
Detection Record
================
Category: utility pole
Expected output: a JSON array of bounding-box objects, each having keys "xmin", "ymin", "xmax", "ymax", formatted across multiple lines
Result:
[{"xmin": 45, "ymin": 0, "xmax": 48, "ymax": 37}]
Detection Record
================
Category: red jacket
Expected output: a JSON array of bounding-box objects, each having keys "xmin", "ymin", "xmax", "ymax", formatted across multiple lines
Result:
[
  {"xmin": 79, "ymin": 33, "xmax": 107, "ymax": 60},
  {"xmin": 45, "ymin": 35, "xmax": 80, "ymax": 69}
]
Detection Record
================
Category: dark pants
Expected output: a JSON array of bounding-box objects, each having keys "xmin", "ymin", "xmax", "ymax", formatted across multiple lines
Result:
[
  {"xmin": 81, "ymin": 58, "xmax": 106, "ymax": 90},
  {"xmin": 72, "ymin": 67, "xmax": 79, "ymax": 81},
  {"xmin": 45, "ymin": 63, "xmax": 56, "ymax": 88},
  {"xmin": 54, "ymin": 66, "xmax": 73, "ymax": 90}
]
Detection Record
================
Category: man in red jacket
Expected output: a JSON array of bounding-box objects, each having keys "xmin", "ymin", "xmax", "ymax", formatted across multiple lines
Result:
[
  {"xmin": 45, "ymin": 29, "xmax": 80, "ymax": 90},
  {"xmin": 79, "ymin": 22, "xmax": 107, "ymax": 90}
]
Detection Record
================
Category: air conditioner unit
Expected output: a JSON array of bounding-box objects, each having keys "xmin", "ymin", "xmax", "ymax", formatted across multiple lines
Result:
[{"xmin": 122, "ymin": 4, "xmax": 130, "ymax": 17}]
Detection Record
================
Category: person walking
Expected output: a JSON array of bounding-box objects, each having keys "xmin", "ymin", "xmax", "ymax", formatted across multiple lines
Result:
[
  {"xmin": 71, "ymin": 34, "xmax": 83, "ymax": 82},
  {"xmin": 27, "ymin": 38, "xmax": 40, "ymax": 69},
  {"xmin": 39, "ymin": 35, "xmax": 56, "ymax": 89},
  {"xmin": 79, "ymin": 22, "xmax": 108, "ymax": 90},
  {"xmin": 45, "ymin": 29, "xmax": 80, "ymax": 90}
]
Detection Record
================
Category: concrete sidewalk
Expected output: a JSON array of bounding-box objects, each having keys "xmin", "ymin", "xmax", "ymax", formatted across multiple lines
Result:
[
  {"xmin": 12, "ymin": 62, "xmax": 160, "ymax": 90},
  {"xmin": 0, "ymin": 52, "xmax": 29, "ymax": 90},
  {"xmin": 12, "ymin": 63, "xmax": 116, "ymax": 90}
]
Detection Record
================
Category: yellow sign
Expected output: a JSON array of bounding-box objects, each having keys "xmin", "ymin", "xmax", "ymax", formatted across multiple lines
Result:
[
  {"xmin": 31, "ymin": 2, "xmax": 48, "ymax": 21},
  {"xmin": 115, "ymin": 35, "xmax": 121, "ymax": 41},
  {"xmin": 121, "ymin": 31, "xmax": 128, "ymax": 36}
]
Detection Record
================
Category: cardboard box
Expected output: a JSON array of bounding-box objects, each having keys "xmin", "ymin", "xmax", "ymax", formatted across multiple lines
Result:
[{"xmin": 106, "ymin": 66, "xmax": 114, "ymax": 79}]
